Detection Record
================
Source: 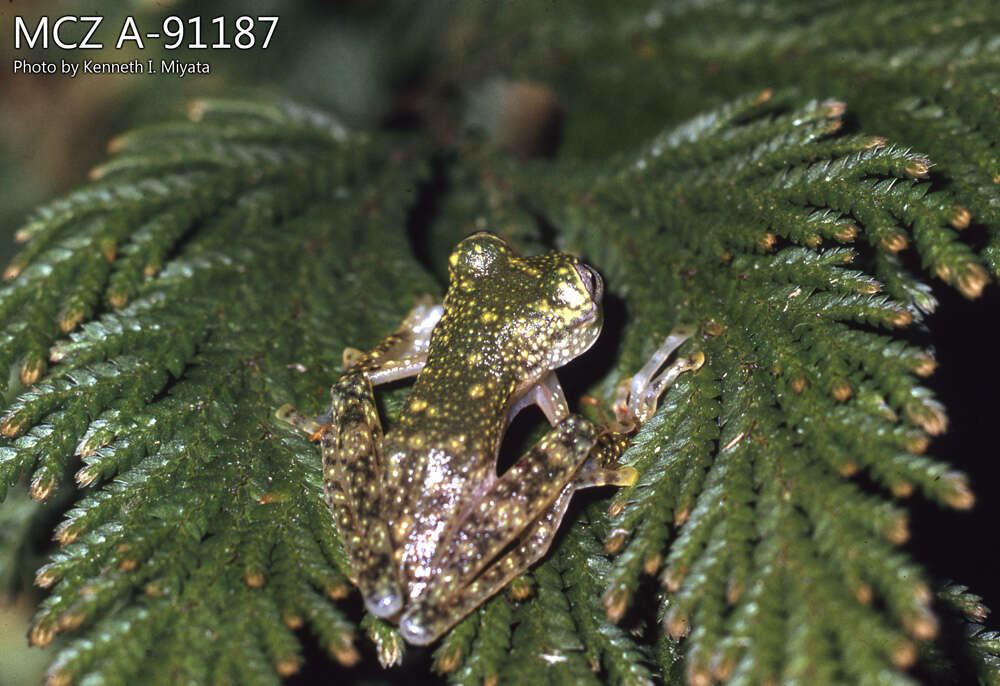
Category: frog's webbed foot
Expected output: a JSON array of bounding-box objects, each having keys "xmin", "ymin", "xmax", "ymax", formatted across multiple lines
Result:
[
  {"xmin": 575, "ymin": 434, "xmax": 639, "ymax": 488},
  {"xmin": 612, "ymin": 325, "xmax": 704, "ymax": 431}
]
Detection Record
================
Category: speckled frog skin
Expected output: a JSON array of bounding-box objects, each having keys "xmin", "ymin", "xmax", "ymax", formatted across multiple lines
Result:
[{"xmin": 278, "ymin": 232, "xmax": 701, "ymax": 645}]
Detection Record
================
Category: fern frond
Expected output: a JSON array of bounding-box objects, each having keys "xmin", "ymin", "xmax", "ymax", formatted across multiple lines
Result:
[
  {"xmin": 481, "ymin": 95, "xmax": 986, "ymax": 683},
  {"xmin": 2, "ymin": 1, "xmax": 999, "ymax": 683},
  {"xmin": 0, "ymin": 100, "xmax": 436, "ymax": 682}
]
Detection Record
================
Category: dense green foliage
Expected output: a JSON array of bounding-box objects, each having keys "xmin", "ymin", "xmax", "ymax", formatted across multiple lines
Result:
[{"xmin": 1, "ymin": 1, "xmax": 999, "ymax": 684}]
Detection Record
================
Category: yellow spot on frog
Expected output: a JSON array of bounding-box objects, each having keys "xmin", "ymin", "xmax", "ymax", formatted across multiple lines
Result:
[
  {"xmin": 408, "ymin": 434, "xmax": 426, "ymax": 449},
  {"xmin": 468, "ymin": 384, "xmax": 485, "ymax": 399},
  {"xmin": 394, "ymin": 515, "xmax": 414, "ymax": 542},
  {"xmin": 467, "ymin": 352, "xmax": 482, "ymax": 365},
  {"xmin": 481, "ymin": 311, "xmax": 497, "ymax": 323},
  {"xmin": 558, "ymin": 281, "xmax": 586, "ymax": 308},
  {"xmin": 411, "ymin": 398, "xmax": 427, "ymax": 412}
]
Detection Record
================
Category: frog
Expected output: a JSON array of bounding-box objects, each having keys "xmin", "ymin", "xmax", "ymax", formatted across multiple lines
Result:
[{"xmin": 276, "ymin": 232, "xmax": 703, "ymax": 645}]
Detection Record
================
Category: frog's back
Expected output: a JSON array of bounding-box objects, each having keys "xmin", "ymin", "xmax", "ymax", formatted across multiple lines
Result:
[
  {"xmin": 378, "ymin": 231, "xmax": 605, "ymax": 592},
  {"xmin": 382, "ymin": 310, "xmax": 517, "ymax": 504}
]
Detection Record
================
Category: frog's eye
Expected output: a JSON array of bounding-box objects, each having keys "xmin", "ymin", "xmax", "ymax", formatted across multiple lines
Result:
[
  {"xmin": 449, "ymin": 232, "xmax": 511, "ymax": 278},
  {"xmin": 574, "ymin": 263, "xmax": 603, "ymax": 303}
]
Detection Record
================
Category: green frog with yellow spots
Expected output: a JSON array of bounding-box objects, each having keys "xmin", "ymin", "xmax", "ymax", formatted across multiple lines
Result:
[{"xmin": 277, "ymin": 232, "xmax": 702, "ymax": 645}]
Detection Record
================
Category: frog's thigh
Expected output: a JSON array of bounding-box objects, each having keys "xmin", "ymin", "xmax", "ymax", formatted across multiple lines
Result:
[
  {"xmin": 400, "ymin": 484, "xmax": 575, "ymax": 645},
  {"xmin": 400, "ymin": 431, "xmax": 640, "ymax": 643},
  {"xmin": 416, "ymin": 415, "xmax": 598, "ymax": 615},
  {"xmin": 322, "ymin": 373, "xmax": 404, "ymax": 617},
  {"xmin": 441, "ymin": 415, "xmax": 596, "ymax": 583}
]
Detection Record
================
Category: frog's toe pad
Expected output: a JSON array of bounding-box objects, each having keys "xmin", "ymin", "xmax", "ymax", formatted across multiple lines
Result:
[
  {"xmin": 689, "ymin": 350, "xmax": 706, "ymax": 371},
  {"xmin": 275, "ymin": 403, "xmax": 299, "ymax": 423},
  {"xmin": 611, "ymin": 466, "xmax": 638, "ymax": 487},
  {"xmin": 399, "ymin": 611, "xmax": 434, "ymax": 645},
  {"xmin": 364, "ymin": 587, "xmax": 404, "ymax": 619}
]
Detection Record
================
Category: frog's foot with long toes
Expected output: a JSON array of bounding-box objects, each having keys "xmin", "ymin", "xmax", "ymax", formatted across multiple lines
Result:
[{"xmin": 612, "ymin": 326, "xmax": 706, "ymax": 431}]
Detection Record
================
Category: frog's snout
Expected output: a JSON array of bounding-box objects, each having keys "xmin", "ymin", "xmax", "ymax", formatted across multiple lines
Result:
[{"xmin": 365, "ymin": 587, "xmax": 403, "ymax": 618}]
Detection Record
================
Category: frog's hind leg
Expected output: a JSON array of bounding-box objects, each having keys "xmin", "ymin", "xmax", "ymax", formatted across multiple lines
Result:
[
  {"xmin": 320, "ymin": 372, "xmax": 405, "ymax": 618},
  {"xmin": 397, "ymin": 432, "xmax": 645, "ymax": 644},
  {"xmin": 398, "ymin": 327, "xmax": 706, "ymax": 644},
  {"xmin": 398, "ymin": 414, "xmax": 599, "ymax": 644},
  {"xmin": 321, "ymin": 300, "xmax": 446, "ymax": 616},
  {"xmin": 274, "ymin": 298, "xmax": 443, "ymax": 619},
  {"xmin": 398, "ymin": 429, "xmax": 648, "ymax": 645},
  {"xmin": 400, "ymin": 483, "xmax": 576, "ymax": 645},
  {"xmin": 276, "ymin": 297, "xmax": 443, "ymax": 614}
]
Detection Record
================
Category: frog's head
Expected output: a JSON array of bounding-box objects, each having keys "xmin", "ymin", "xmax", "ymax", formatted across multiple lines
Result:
[{"xmin": 447, "ymin": 232, "xmax": 604, "ymax": 374}]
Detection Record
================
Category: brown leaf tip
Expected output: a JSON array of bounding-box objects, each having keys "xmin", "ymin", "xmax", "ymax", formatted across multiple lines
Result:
[
  {"xmin": 949, "ymin": 206, "xmax": 971, "ymax": 229},
  {"xmin": 880, "ymin": 231, "xmax": 908, "ymax": 254},
  {"xmin": 329, "ymin": 636, "xmax": 360, "ymax": 666},
  {"xmin": 666, "ymin": 610, "xmax": 689, "ymax": 639},
  {"xmin": 29, "ymin": 624, "xmax": 54, "ymax": 647},
  {"xmin": 275, "ymin": 659, "xmax": 300, "ymax": 677}
]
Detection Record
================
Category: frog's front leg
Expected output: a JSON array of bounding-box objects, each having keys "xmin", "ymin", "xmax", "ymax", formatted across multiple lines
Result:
[
  {"xmin": 343, "ymin": 295, "xmax": 444, "ymax": 383},
  {"xmin": 506, "ymin": 371, "xmax": 570, "ymax": 426},
  {"xmin": 574, "ymin": 327, "xmax": 705, "ymax": 491},
  {"xmin": 277, "ymin": 297, "xmax": 443, "ymax": 618},
  {"xmin": 277, "ymin": 296, "xmax": 443, "ymax": 433},
  {"xmin": 612, "ymin": 325, "xmax": 702, "ymax": 429}
]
